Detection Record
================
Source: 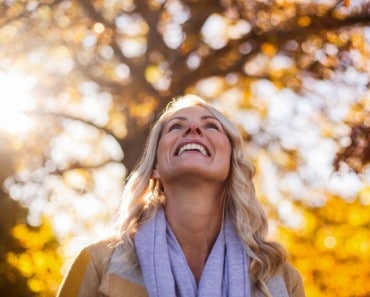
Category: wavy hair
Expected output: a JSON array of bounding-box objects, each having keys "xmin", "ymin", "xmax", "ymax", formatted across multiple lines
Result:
[{"xmin": 113, "ymin": 94, "xmax": 286, "ymax": 296}]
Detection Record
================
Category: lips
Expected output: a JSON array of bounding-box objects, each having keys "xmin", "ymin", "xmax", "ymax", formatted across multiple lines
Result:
[{"xmin": 175, "ymin": 141, "xmax": 210, "ymax": 156}]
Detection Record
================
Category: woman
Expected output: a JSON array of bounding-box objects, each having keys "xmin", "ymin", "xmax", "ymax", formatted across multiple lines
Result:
[{"xmin": 57, "ymin": 94, "xmax": 305, "ymax": 297}]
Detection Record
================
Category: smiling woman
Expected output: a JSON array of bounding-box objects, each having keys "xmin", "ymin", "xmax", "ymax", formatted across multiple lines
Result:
[
  {"xmin": 0, "ymin": 70, "xmax": 37, "ymax": 135},
  {"xmin": 57, "ymin": 94, "xmax": 305, "ymax": 297}
]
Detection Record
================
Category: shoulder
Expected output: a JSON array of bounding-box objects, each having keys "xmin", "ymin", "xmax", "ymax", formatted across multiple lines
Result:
[
  {"xmin": 68, "ymin": 238, "xmax": 117, "ymax": 278},
  {"xmin": 82, "ymin": 238, "xmax": 117, "ymax": 271},
  {"xmin": 84, "ymin": 239, "xmax": 148, "ymax": 297},
  {"xmin": 56, "ymin": 238, "xmax": 117, "ymax": 297},
  {"xmin": 278, "ymin": 262, "xmax": 306, "ymax": 297}
]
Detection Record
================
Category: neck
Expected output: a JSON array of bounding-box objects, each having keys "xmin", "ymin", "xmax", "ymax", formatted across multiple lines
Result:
[{"xmin": 163, "ymin": 180, "xmax": 225, "ymax": 282}]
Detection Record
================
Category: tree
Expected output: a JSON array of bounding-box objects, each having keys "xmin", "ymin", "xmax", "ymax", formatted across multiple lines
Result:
[
  {"xmin": 0, "ymin": 0, "xmax": 369, "ymax": 296},
  {"xmin": 0, "ymin": 137, "xmax": 62, "ymax": 297},
  {"xmin": 0, "ymin": 190, "xmax": 35, "ymax": 297}
]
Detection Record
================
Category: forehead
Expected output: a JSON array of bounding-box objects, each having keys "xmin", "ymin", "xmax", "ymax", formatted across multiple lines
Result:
[{"xmin": 166, "ymin": 106, "xmax": 215, "ymax": 120}]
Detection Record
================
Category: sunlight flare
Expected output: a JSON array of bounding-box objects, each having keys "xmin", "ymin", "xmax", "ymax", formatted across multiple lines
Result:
[{"xmin": 0, "ymin": 70, "xmax": 37, "ymax": 134}]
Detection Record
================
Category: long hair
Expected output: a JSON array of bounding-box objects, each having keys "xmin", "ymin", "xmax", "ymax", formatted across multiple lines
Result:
[{"xmin": 113, "ymin": 94, "xmax": 286, "ymax": 296}]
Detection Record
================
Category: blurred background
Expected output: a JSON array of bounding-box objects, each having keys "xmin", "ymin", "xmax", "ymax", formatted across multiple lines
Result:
[{"xmin": 0, "ymin": 0, "xmax": 369, "ymax": 296}]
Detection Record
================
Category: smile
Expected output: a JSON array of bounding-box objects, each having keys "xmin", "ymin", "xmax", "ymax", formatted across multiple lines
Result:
[{"xmin": 176, "ymin": 143, "xmax": 210, "ymax": 156}]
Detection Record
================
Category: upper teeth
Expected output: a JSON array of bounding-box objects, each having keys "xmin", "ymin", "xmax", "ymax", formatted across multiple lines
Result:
[{"xmin": 178, "ymin": 143, "xmax": 208, "ymax": 156}]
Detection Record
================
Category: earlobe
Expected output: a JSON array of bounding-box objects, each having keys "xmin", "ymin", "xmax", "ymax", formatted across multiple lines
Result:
[{"xmin": 152, "ymin": 167, "xmax": 160, "ymax": 179}]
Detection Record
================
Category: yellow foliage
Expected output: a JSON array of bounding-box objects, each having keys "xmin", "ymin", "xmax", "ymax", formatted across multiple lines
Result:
[
  {"xmin": 359, "ymin": 185, "xmax": 370, "ymax": 205},
  {"xmin": 107, "ymin": 110, "xmax": 128, "ymax": 138},
  {"xmin": 240, "ymin": 89, "xmax": 252, "ymax": 109},
  {"xmin": 18, "ymin": 253, "xmax": 35, "ymax": 278},
  {"xmin": 129, "ymin": 97, "xmax": 157, "ymax": 126},
  {"xmin": 348, "ymin": 204, "xmax": 370, "ymax": 226},
  {"xmin": 37, "ymin": 5, "xmax": 53, "ymax": 20},
  {"xmin": 7, "ymin": 221, "xmax": 62, "ymax": 297},
  {"xmin": 351, "ymin": 31, "xmax": 364, "ymax": 49},
  {"xmin": 28, "ymin": 278, "xmax": 45, "ymax": 293},
  {"xmin": 344, "ymin": 230, "xmax": 370, "ymax": 258},
  {"xmin": 278, "ymin": 195, "xmax": 370, "ymax": 296},
  {"xmin": 317, "ymin": 196, "xmax": 347, "ymax": 223},
  {"xmin": 270, "ymin": 147, "xmax": 298, "ymax": 171},
  {"xmin": 298, "ymin": 16, "xmax": 311, "ymax": 27},
  {"xmin": 261, "ymin": 42, "xmax": 277, "ymax": 57},
  {"xmin": 302, "ymin": 212, "xmax": 318, "ymax": 234},
  {"xmin": 145, "ymin": 65, "xmax": 162, "ymax": 84},
  {"xmin": 12, "ymin": 223, "xmax": 54, "ymax": 250}
]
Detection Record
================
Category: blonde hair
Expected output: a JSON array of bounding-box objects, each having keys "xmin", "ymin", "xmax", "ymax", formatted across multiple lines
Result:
[{"xmin": 113, "ymin": 94, "xmax": 286, "ymax": 296}]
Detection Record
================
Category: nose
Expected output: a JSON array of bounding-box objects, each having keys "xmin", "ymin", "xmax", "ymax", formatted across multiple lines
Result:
[{"xmin": 184, "ymin": 122, "xmax": 203, "ymax": 136}]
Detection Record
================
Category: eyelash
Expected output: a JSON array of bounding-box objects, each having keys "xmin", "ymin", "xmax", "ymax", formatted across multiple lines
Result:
[
  {"xmin": 167, "ymin": 122, "xmax": 221, "ymax": 132},
  {"xmin": 168, "ymin": 123, "xmax": 182, "ymax": 131},
  {"xmin": 205, "ymin": 122, "xmax": 220, "ymax": 130}
]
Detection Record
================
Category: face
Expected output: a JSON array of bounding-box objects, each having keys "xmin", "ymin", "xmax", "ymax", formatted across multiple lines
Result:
[{"xmin": 152, "ymin": 106, "xmax": 232, "ymax": 185}]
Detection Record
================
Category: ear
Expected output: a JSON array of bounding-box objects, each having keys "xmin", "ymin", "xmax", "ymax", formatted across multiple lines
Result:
[{"xmin": 152, "ymin": 165, "xmax": 160, "ymax": 179}]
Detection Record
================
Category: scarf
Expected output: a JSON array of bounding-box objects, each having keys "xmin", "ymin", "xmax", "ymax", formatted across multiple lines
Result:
[{"xmin": 134, "ymin": 208, "xmax": 251, "ymax": 297}]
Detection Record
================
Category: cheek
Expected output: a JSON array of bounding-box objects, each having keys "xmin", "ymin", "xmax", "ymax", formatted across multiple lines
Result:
[
  {"xmin": 223, "ymin": 144, "xmax": 232, "ymax": 170},
  {"xmin": 221, "ymin": 140, "xmax": 232, "ymax": 159},
  {"xmin": 155, "ymin": 139, "xmax": 171, "ymax": 167}
]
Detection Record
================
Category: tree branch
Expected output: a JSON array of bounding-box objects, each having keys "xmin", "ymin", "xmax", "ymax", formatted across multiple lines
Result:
[
  {"xmin": 0, "ymin": 0, "xmax": 64, "ymax": 28},
  {"xmin": 77, "ymin": 0, "xmax": 162, "ymax": 101},
  {"xmin": 27, "ymin": 110, "xmax": 120, "ymax": 142}
]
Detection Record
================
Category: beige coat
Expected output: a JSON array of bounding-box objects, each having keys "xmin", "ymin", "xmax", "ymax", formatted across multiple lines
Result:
[{"xmin": 57, "ymin": 239, "xmax": 305, "ymax": 297}]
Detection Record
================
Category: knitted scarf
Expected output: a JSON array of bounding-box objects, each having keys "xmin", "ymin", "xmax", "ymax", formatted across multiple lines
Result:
[{"xmin": 134, "ymin": 208, "xmax": 251, "ymax": 297}]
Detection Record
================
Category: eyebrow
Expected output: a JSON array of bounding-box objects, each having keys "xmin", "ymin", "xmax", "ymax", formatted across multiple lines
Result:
[{"xmin": 166, "ymin": 115, "xmax": 219, "ymax": 125}]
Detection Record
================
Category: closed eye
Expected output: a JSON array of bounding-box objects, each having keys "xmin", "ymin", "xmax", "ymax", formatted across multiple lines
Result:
[
  {"xmin": 205, "ymin": 122, "xmax": 220, "ymax": 130},
  {"xmin": 168, "ymin": 123, "xmax": 183, "ymax": 131}
]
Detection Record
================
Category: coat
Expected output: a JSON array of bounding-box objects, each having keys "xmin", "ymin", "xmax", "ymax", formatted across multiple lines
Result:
[{"xmin": 56, "ymin": 239, "xmax": 306, "ymax": 297}]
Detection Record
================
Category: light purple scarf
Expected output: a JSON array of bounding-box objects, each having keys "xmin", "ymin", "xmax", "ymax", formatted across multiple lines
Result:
[{"xmin": 134, "ymin": 208, "xmax": 252, "ymax": 297}]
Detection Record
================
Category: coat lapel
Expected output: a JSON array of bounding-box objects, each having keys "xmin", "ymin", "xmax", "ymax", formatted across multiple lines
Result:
[
  {"xmin": 253, "ymin": 274, "xmax": 289, "ymax": 297},
  {"xmin": 99, "ymin": 246, "xmax": 148, "ymax": 297}
]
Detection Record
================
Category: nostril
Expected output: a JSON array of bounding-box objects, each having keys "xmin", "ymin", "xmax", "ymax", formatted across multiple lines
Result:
[
  {"xmin": 184, "ymin": 124, "xmax": 203, "ymax": 135},
  {"xmin": 184, "ymin": 127, "xmax": 191, "ymax": 135}
]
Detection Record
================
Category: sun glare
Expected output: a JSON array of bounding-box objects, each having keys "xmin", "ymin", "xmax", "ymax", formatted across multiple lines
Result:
[{"xmin": 0, "ymin": 70, "xmax": 37, "ymax": 135}]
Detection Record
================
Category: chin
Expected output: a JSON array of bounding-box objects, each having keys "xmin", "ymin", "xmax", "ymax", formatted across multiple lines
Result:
[{"xmin": 171, "ymin": 167, "xmax": 229, "ymax": 183}]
